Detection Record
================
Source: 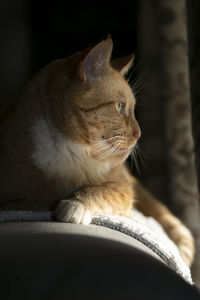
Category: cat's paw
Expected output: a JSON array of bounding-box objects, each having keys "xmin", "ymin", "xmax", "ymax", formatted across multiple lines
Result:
[{"xmin": 55, "ymin": 200, "xmax": 92, "ymax": 225}]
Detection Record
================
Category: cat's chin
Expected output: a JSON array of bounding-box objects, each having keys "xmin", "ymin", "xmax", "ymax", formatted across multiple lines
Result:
[
  {"xmin": 99, "ymin": 148, "xmax": 131, "ymax": 164},
  {"xmin": 117, "ymin": 148, "xmax": 131, "ymax": 155},
  {"xmin": 115, "ymin": 148, "xmax": 131, "ymax": 161}
]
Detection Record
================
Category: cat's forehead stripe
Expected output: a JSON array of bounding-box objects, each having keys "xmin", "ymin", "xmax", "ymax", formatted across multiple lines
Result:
[
  {"xmin": 77, "ymin": 93, "xmax": 135, "ymax": 113},
  {"xmin": 77, "ymin": 101, "xmax": 116, "ymax": 113}
]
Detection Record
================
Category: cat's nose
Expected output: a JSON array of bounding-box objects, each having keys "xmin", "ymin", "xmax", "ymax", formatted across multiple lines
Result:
[
  {"xmin": 133, "ymin": 131, "xmax": 141, "ymax": 140},
  {"xmin": 131, "ymin": 119, "xmax": 141, "ymax": 140}
]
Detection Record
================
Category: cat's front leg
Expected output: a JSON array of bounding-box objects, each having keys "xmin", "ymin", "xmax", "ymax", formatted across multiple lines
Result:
[{"xmin": 55, "ymin": 182, "xmax": 134, "ymax": 224}]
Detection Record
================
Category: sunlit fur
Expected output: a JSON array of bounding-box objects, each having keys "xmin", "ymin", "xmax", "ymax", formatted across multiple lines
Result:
[{"xmin": 0, "ymin": 38, "xmax": 194, "ymax": 266}]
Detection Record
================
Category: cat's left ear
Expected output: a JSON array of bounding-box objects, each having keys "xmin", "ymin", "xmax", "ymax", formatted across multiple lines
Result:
[
  {"xmin": 78, "ymin": 37, "xmax": 113, "ymax": 81},
  {"xmin": 111, "ymin": 54, "xmax": 134, "ymax": 76}
]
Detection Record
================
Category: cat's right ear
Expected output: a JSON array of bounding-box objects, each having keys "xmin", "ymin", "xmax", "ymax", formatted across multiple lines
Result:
[
  {"xmin": 111, "ymin": 54, "xmax": 135, "ymax": 76},
  {"xmin": 77, "ymin": 38, "xmax": 113, "ymax": 81}
]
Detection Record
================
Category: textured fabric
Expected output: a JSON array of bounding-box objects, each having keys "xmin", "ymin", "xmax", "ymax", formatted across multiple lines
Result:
[
  {"xmin": 0, "ymin": 209, "xmax": 192, "ymax": 284},
  {"xmin": 136, "ymin": 0, "xmax": 200, "ymax": 286},
  {"xmin": 92, "ymin": 211, "xmax": 192, "ymax": 284}
]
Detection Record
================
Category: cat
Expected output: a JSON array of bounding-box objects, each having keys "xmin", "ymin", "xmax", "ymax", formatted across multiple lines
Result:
[{"xmin": 0, "ymin": 37, "xmax": 194, "ymax": 267}]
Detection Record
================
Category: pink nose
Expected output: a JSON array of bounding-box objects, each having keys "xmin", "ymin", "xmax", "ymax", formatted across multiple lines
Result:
[{"xmin": 134, "ymin": 132, "xmax": 141, "ymax": 140}]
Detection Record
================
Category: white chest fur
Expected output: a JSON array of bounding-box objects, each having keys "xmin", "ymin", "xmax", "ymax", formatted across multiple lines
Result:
[{"xmin": 31, "ymin": 118, "xmax": 111, "ymax": 183}]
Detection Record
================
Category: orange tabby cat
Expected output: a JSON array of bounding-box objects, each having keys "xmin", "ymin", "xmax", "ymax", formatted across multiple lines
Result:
[{"xmin": 0, "ymin": 37, "xmax": 194, "ymax": 267}]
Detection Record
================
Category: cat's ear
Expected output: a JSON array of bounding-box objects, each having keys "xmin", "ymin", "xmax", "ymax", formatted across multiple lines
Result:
[
  {"xmin": 111, "ymin": 54, "xmax": 134, "ymax": 76},
  {"xmin": 78, "ymin": 37, "xmax": 113, "ymax": 81}
]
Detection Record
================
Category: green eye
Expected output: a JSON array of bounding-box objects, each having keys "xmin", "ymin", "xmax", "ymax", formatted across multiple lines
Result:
[{"xmin": 116, "ymin": 102, "xmax": 125, "ymax": 114}]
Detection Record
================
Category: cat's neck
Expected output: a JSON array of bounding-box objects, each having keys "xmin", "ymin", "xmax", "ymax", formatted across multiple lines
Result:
[{"xmin": 31, "ymin": 117, "xmax": 113, "ymax": 184}]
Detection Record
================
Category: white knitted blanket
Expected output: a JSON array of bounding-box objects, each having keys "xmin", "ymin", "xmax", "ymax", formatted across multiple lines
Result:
[
  {"xmin": 0, "ymin": 209, "xmax": 192, "ymax": 284},
  {"xmin": 92, "ymin": 210, "xmax": 193, "ymax": 284}
]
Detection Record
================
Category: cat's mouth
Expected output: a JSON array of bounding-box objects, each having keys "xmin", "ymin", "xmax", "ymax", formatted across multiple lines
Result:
[{"xmin": 106, "ymin": 140, "xmax": 135, "ymax": 157}]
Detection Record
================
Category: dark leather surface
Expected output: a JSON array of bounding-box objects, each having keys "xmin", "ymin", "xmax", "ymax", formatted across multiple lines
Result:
[{"xmin": 0, "ymin": 222, "xmax": 199, "ymax": 299}]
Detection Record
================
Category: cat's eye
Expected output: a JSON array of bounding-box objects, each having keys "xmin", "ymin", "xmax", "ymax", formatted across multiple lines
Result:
[{"xmin": 116, "ymin": 102, "xmax": 126, "ymax": 114}]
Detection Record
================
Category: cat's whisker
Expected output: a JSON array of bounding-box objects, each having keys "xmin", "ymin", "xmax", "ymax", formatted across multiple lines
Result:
[
  {"xmin": 131, "ymin": 146, "xmax": 141, "ymax": 176},
  {"xmin": 130, "ymin": 70, "xmax": 146, "ymax": 92},
  {"xmin": 91, "ymin": 143, "xmax": 111, "ymax": 155},
  {"xmin": 92, "ymin": 137, "xmax": 124, "ymax": 154},
  {"xmin": 98, "ymin": 142, "xmax": 121, "ymax": 161},
  {"xmin": 127, "ymin": 57, "xmax": 147, "ymax": 84},
  {"xmin": 131, "ymin": 143, "xmax": 146, "ymax": 175},
  {"xmin": 92, "ymin": 142, "xmax": 115, "ymax": 160},
  {"xmin": 110, "ymin": 142, "xmax": 122, "ymax": 156},
  {"xmin": 110, "ymin": 142, "xmax": 121, "ymax": 157},
  {"xmin": 130, "ymin": 68, "xmax": 146, "ymax": 86},
  {"xmin": 135, "ymin": 144, "xmax": 146, "ymax": 168},
  {"xmin": 95, "ymin": 136, "xmax": 123, "ymax": 144},
  {"xmin": 75, "ymin": 130, "xmax": 122, "ymax": 145},
  {"xmin": 133, "ymin": 81, "xmax": 156, "ymax": 97},
  {"xmin": 129, "ymin": 147, "xmax": 134, "ymax": 171},
  {"xmin": 127, "ymin": 68, "xmax": 136, "ymax": 84},
  {"xmin": 115, "ymin": 142, "xmax": 122, "ymax": 152},
  {"xmin": 91, "ymin": 138, "xmax": 123, "ymax": 154},
  {"xmin": 98, "ymin": 145, "xmax": 116, "ymax": 161}
]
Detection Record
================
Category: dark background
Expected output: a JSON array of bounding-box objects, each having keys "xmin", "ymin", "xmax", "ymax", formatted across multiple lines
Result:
[{"xmin": 0, "ymin": 0, "xmax": 139, "ymax": 116}]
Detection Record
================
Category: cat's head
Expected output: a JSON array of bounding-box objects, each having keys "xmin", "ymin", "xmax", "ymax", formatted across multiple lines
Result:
[{"xmin": 39, "ymin": 37, "xmax": 141, "ymax": 165}]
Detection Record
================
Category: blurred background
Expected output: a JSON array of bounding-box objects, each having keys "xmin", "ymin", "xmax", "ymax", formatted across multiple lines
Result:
[
  {"xmin": 0, "ymin": 0, "xmax": 138, "ymax": 115},
  {"xmin": 0, "ymin": 0, "xmax": 200, "ymax": 286}
]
